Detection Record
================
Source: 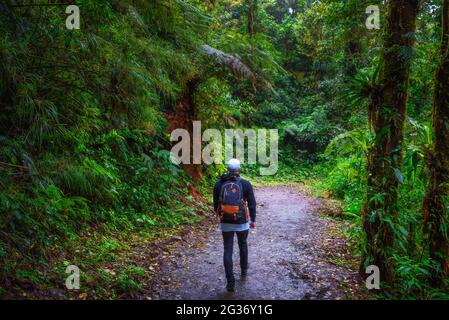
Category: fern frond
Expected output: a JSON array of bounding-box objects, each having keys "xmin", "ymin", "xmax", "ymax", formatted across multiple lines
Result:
[{"xmin": 200, "ymin": 44, "xmax": 276, "ymax": 94}]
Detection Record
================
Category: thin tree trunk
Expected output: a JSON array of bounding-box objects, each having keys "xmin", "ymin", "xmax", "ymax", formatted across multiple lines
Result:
[
  {"xmin": 361, "ymin": 0, "xmax": 421, "ymax": 283},
  {"xmin": 291, "ymin": 0, "xmax": 299, "ymax": 15},
  {"xmin": 343, "ymin": 0, "xmax": 363, "ymax": 78},
  {"xmin": 423, "ymin": 0, "xmax": 449, "ymax": 287},
  {"xmin": 344, "ymin": 35, "xmax": 361, "ymax": 78},
  {"xmin": 246, "ymin": 0, "xmax": 257, "ymax": 36}
]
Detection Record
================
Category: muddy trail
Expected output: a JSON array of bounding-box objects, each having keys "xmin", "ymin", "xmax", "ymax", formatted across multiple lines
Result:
[{"xmin": 145, "ymin": 186, "xmax": 368, "ymax": 300}]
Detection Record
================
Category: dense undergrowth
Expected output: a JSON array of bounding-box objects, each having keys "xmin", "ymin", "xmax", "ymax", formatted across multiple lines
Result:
[{"xmin": 0, "ymin": 1, "xmax": 214, "ymax": 298}]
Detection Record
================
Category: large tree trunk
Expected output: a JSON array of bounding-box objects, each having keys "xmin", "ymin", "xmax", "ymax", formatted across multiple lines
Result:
[
  {"xmin": 361, "ymin": 0, "xmax": 421, "ymax": 283},
  {"xmin": 423, "ymin": 0, "xmax": 449, "ymax": 287}
]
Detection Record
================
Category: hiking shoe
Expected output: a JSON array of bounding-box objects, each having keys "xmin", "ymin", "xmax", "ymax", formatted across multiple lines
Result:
[{"xmin": 226, "ymin": 281, "xmax": 235, "ymax": 292}]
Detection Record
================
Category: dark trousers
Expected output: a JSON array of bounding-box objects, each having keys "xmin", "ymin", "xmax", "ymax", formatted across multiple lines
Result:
[{"xmin": 222, "ymin": 230, "xmax": 249, "ymax": 283}]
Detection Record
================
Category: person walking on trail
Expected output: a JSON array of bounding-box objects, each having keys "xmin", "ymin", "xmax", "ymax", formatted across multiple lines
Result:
[{"xmin": 213, "ymin": 159, "xmax": 256, "ymax": 292}]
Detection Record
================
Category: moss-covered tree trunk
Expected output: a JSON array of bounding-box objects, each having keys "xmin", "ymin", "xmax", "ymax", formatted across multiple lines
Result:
[
  {"xmin": 423, "ymin": 0, "xmax": 449, "ymax": 286},
  {"xmin": 361, "ymin": 0, "xmax": 420, "ymax": 282}
]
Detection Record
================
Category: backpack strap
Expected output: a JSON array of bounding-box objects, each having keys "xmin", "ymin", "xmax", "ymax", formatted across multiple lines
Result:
[{"xmin": 235, "ymin": 177, "xmax": 243, "ymax": 199}]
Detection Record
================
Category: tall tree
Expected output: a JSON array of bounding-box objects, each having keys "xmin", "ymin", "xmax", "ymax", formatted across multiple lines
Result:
[
  {"xmin": 423, "ymin": 0, "xmax": 449, "ymax": 286},
  {"xmin": 361, "ymin": 0, "xmax": 421, "ymax": 282}
]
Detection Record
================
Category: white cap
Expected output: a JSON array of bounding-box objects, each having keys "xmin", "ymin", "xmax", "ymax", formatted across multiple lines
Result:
[{"xmin": 227, "ymin": 158, "xmax": 241, "ymax": 171}]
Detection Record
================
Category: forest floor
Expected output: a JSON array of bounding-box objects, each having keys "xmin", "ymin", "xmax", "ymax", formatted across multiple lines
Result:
[{"xmin": 136, "ymin": 185, "xmax": 370, "ymax": 300}]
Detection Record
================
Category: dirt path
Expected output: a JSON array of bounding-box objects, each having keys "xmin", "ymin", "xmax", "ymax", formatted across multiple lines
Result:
[{"xmin": 150, "ymin": 186, "xmax": 367, "ymax": 300}]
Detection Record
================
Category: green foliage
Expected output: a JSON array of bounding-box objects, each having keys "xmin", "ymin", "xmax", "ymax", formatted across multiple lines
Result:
[
  {"xmin": 0, "ymin": 0, "xmax": 207, "ymax": 296},
  {"xmin": 1, "ymin": 0, "xmax": 447, "ymax": 300}
]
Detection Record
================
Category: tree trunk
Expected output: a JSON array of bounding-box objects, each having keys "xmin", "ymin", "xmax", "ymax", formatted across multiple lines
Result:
[
  {"xmin": 290, "ymin": 0, "xmax": 299, "ymax": 16},
  {"xmin": 423, "ymin": 0, "xmax": 449, "ymax": 287},
  {"xmin": 343, "ymin": 0, "xmax": 363, "ymax": 78},
  {"xmin": 344, "ymin": 35, "xmax": 361, "ymax": 78},
  {"xmin": 165, "ymin": 79, "xmax": 203, "ymax": 184},
  {"xmin": 246, "ymin": 0, "xmax": 257, "ymax": 36},
  {"xmin": 361, "ymin": 0, "xmax": 421, "ymax": 283}
]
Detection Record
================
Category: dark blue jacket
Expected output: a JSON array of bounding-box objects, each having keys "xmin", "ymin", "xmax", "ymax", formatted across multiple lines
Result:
[{"xmin": 213, "ymin": 173, "xmax": 256, "ymax": 223}]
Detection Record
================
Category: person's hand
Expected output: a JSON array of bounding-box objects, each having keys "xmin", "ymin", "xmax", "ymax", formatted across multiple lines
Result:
[
  {"xmin": 250, "ymin": 222, "xmax": 256, "ymax": 229},
  {"xmin": 216, "ymin": 215, "xmax": 222, "ymax": 224}
]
